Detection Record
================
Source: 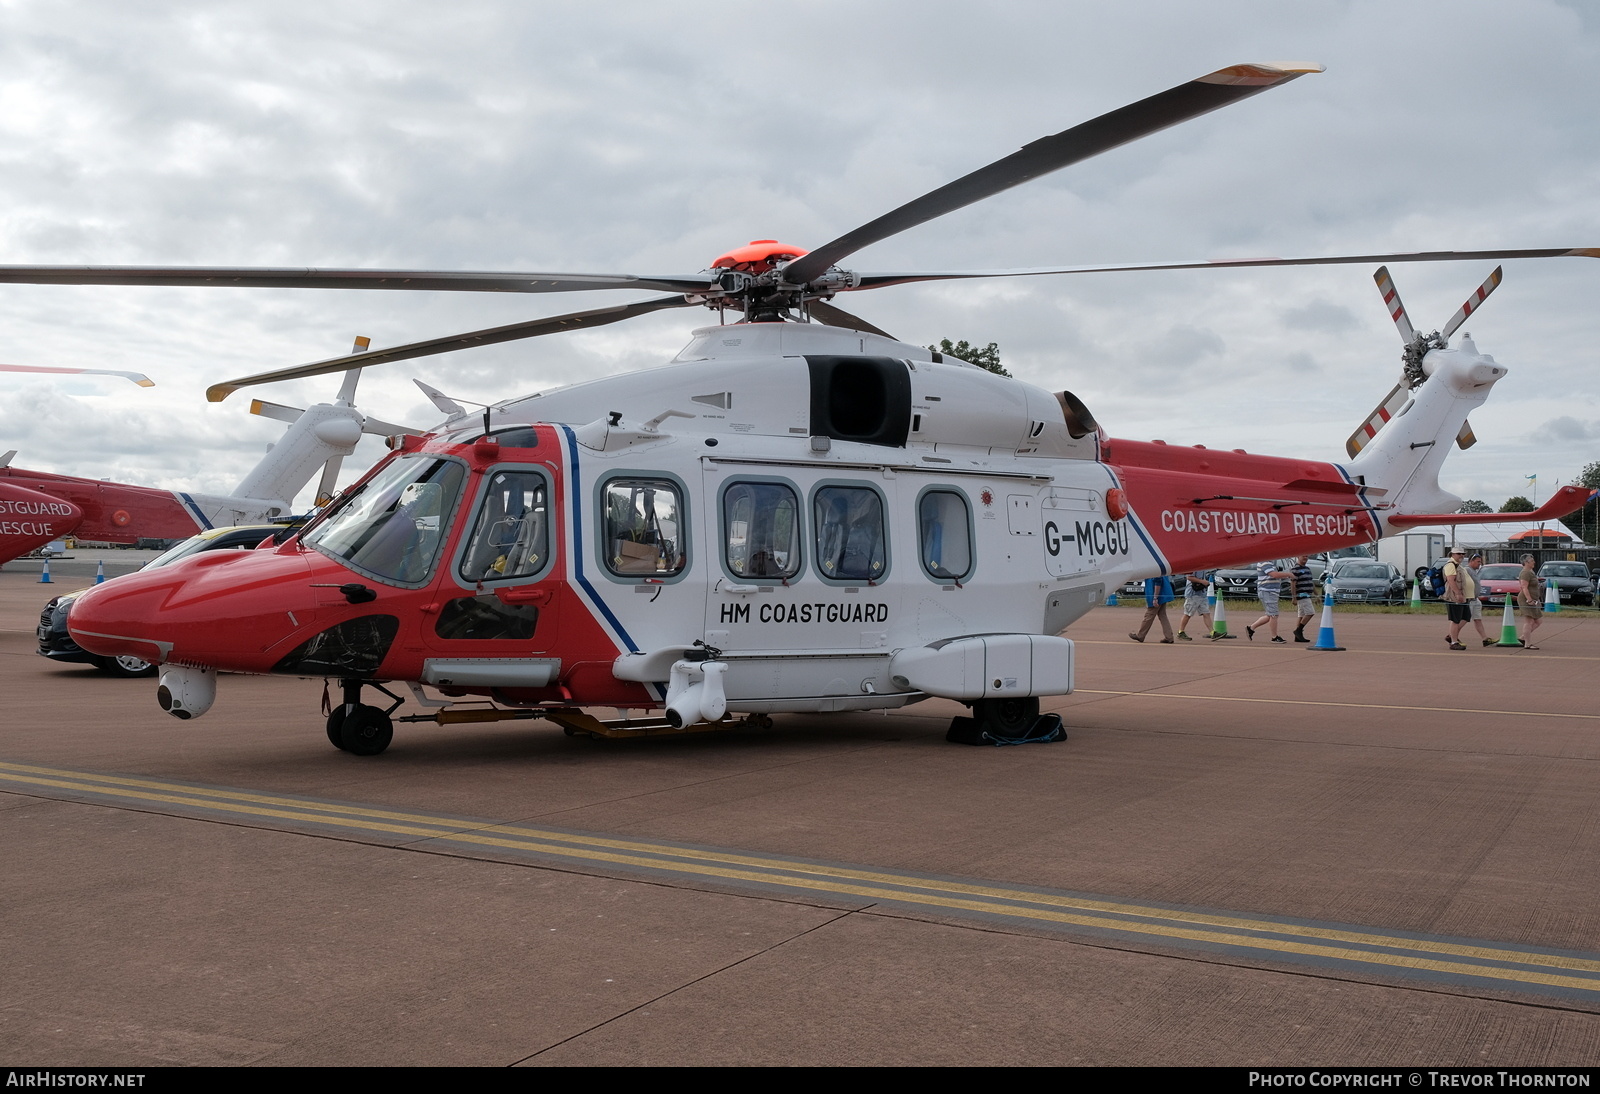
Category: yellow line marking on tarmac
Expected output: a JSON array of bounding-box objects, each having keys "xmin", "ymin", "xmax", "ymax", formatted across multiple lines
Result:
[
  {"xmin": 1072, "ymin": 690, "xmax": 1600, "ymax": 721},
  {"xmin": 6, "ymin": 760, "xmax": 1600, "ymax": 995}
]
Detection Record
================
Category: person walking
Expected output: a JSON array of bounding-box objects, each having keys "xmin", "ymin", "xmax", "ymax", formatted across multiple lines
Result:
[
  {"xmin": 1289, "ymin": 555, "xmax": 1316, "ymax": 643},
  {"xmin": 1247, "ymin": 560, "xmax": 1294, "ymax": 642},
  {"xmin": 1466, "ymin": 554, "xmax": 1493, "ymax": 646},
  {"xmin": 1442, "ymin": 547, "xmax": 1475, "ymax": 650},
  {"xmin": 1175, "ymin": 570, "xmax": 1216, "ymax": 641},
  {"xmin": 1129, "ymin": 574, "xmax": 1176, "ymax": 644},
  {"xmin": 1517, "ymin": 553, "xmax": 1544, "ymax": 649}
]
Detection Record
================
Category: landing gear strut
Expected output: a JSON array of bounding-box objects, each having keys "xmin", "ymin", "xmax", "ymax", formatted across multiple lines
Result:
[{"xmin": 326, "ymin": 679, "xmax": 401, "ymax": 756}]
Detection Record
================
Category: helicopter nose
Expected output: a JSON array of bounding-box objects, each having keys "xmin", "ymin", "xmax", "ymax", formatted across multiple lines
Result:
[
  {"xmin": 68, "ymin": 547, "xmax": 317, "ymax": 670},
  {"xmin": 67, "ymin": 566, "xmax": 184, "ymax": 665}
]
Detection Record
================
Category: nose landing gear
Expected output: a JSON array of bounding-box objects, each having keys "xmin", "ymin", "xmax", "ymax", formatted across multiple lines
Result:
[{"xmin": 326, "ymin": 679, "xmax": 402, "ymax": 756}]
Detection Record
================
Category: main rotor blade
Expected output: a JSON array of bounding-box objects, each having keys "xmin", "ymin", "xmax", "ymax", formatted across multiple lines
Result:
[
  {"xmin": 784, "ymin": 62, "xmax": 1323, "ymax": 286},
  {"xmin": 1372, "ymin": 266, "xmax": 1416, "ymax": 344},
  {"xmin": 1441, "ymin": 266, "xmax": 1503, "ymax": 342},
  {"xmin": 807, "ymin": 299, "xmax": 896, "ymax": 340},
  {"xmin": 206, "ymin": 294, "xmax": 699, "ymax": 402},
  {"xmin": 849, "ymin": 248, "xmax": 1599, "ymax": 290},
  {"xmin": 0, "ymin": 363, "xmax": 154, "ymax": 387},
  {"xmin": 0, "ymin": 265, "xmax": 717, "ymax": 296}
]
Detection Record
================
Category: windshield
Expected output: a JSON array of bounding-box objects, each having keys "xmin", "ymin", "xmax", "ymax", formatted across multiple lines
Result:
[
  {"xmin": 1479, "ymin": 565, "xmax": 1520, "ymax": 580},
  {"xmin": 1541, "ymin": 563, "xmax": 1589, "ymax": 578},
  {"xmin": 305, "ymin": 456, "xmax": 465, "ymax": 585}
]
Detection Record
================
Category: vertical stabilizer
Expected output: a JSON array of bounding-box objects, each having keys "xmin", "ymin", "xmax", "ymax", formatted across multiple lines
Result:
[{"xmin": 1347, "ymin": 336, "xmax": 1507, "ymax": 527}]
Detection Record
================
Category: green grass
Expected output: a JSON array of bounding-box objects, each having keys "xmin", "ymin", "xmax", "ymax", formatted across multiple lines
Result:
[{"xmin": 1107, "ymin": 598, "xmax": 1599, "ymax": 616}]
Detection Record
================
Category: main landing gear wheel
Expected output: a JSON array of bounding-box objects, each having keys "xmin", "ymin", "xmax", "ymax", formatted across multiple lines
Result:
[
  {"xmin": 971, "ymin": 696, "xmax": 1040, "ymax": 737},
  {"xmin": 326, "ymin": 706, "xmax": 348, "ymax": 750},
  {"xmin": 337, "ymin": 704, "xmax": 393, "ymax": 756}
]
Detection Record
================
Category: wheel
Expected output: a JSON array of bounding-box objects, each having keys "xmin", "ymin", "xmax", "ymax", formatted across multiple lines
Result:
[
  {"xmin": 971, "ymin": 696, "xmax": 1040, "ymax": 738},
  {"xmin": 92, "ymin": 654, "xmax": 157, "ymax": 678},
  {"xmin": 338, "ymin": 704, "xmax": 393, "ymax": 756},
  {"xmin": 326, "ymin": 706, "xmax": 348, "ymax": 750}
]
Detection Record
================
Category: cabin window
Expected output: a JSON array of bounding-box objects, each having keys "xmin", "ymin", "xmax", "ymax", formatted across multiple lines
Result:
[
  {"xmin": 919, "ymin": 489, "xmax": 973, "ymax": 581},
  {"xmin": 813, "ymin": 484, "xmax": 887, "ymax": 582},
  {"xmin": 724, "ymin": 481, "xmax": 801, "ymax": 581},
  {"xmin": 305, "ymin": 456, "xmax": 464, "ymax": 586},
  {"xmin": 459, "ymin": 470, "xmax": 550, "ymax": 584},
  {"xmin": 602, "ymin": 478, "xmax": 686, "ymax": 578}
]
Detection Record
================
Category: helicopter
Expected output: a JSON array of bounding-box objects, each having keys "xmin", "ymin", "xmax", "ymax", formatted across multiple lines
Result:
[
  {"xmin": 8, "ymin": 62, "xmax": 1593, "ymax": 754},
  {"xmin": 0, "ymin": 349, "xmax": 410, "ymax": 565}
]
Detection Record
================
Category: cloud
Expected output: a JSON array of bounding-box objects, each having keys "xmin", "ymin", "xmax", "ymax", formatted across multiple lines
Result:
[{"xmin": 1531, "ymin": 416, "xmax": 1600, "ymax": 443}]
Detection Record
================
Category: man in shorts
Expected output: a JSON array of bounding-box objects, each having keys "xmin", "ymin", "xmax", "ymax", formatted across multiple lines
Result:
[
  {"xmin": 1175, "ymin": 570, "xmax": 1216, "ymax": 641},
  {"xmin": 1442, "ymin": 547, "xmax": 1475, "ymax": 650},
  {"xmin": 1289, "ymin": 555, "xmax": 1316, "ymax": 643},
  {"xmin": 1518, "ymin": 553, "xmax": 1544, "ymax": 649},
  {"xmin": 1465, "ymin": 554, "xmax": 1493, "ymax": 646},
  {"xmin": 1247, "ymin": 560, "xmax": 1294, "ymax": 643}
]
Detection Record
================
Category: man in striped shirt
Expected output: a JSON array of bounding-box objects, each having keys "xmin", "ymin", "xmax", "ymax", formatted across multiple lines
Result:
[{"xmin": 1246, "ymin": 560, "xmax": 1295, "ymax": 643}]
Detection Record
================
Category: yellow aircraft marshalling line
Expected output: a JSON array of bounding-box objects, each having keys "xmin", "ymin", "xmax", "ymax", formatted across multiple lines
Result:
[{"xmin": 4, "ymin": 565, "xmax": 1600, "ymax": 1065}]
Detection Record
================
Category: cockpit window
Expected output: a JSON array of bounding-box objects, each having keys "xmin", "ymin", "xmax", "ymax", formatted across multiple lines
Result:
[
  {"xmin": 460, "ymin": 470, "xmax": 550, "ymax": 583},
  {"xmin": 305, "ymin": 456, "xmax": 465, "ymax": 585}
]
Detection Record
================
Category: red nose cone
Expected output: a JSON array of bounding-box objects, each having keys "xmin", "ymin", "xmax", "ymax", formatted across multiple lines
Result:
[
  {"xmin": 710, "ymin": 240, "xmax": 809, "ymax": 274},
  {"xmin": 0, "ymin": 482, "xmax": 81, "ymax": 562},
  {"xmin": 70, "ymin": 547, "xmax": 317, "ymax": 670}
]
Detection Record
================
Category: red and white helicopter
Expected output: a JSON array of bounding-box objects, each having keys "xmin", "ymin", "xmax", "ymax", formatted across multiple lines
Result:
[
  {"xmin": 0, "ymin": 352, "xmax": 409, "ymax": 564},
  {"xmin": 6, "ymin": 62, "xmax": 1591, "ymax": 753}
]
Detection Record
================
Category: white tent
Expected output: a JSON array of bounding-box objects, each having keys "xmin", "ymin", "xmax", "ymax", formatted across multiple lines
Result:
[{"xmin": 1395, "ymin": 520, "xmax": 1580, "ymax": 550}]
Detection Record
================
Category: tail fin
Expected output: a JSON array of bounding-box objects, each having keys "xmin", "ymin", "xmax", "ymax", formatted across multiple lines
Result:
[{"xmin": 1347, "ymin": 334, "xmax": 1507, "ymax": 524}]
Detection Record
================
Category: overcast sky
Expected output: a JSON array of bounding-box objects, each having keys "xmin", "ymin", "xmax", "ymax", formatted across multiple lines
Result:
[{"xmin": 0, "ymin": 0, "xmax": 1595, "ymax": 509}]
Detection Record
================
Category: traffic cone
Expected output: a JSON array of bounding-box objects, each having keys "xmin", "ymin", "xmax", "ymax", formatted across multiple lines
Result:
[
  {"xmin": 1211, "ymin": 590, "xmax": 1234, "ymax": 638},
  {"xmin": 1207, "ymin": 581, "xmax": 1217, "ymax": 614},
  {"xmin": 1107, "ymin": 589, "xmax": 1118, "ymax": 606},
  {"xmin": 1545, "ymin": 579, "xmax": 1560, "ymax": 614},
  {"xmin": 94, "ymin": 560, "xmax": 105, "ymax": 584},
  {"xmin": 39, "ymin": 559, "xmax": 52, "ymax": 584},
  {"xmin": 1496, "ymin": 594, "xmax": 1521, "ymax": 647},
  {"xmin": 1410, "ymin": 578, "xmax": 1422, "ymax": 609},
  {"xmin": 1307, "ymin": 590, "xmax": 1345, "ymax": 651}
]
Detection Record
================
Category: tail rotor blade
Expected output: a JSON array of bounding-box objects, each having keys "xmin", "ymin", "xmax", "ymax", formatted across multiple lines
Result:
[
  {"xmin": 1441, "ymin": 266, "xmax": 1503, "ymax": 342},
  {"xmin": 1346, "ymin": 382, "xmax": 1409, "ymax": 458},
  {"xmin": 1456, "ymin": 420, "xmax": 1477, "ymax": 450},
  {"xmin": 315, "ymin": 456, "xmax": 345, "ymax": 508},
  {"xmin": 1372, "ymin": 266, "xmax": 1416, "ymax": 344}
]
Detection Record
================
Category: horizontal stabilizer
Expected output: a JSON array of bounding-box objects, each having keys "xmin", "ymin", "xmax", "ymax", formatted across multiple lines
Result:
[{"xmin": 1387, "ymin": 485, "xmax": 1593, "ymax": 529}]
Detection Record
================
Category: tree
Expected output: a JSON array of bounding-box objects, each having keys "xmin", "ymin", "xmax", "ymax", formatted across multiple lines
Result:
[
  {"xmin": 1499, "ymin": 496, "xmax": 1535, "ymax": 513},
  {"xmin": 1576, "ymin": 462, "xmax": 1600, "ymax": 546},
  {"xmin": 1457, "ymin": 499, "xmax": 1493, "ymax": 513},
  {"xmin": 929, "ymin": 338, "xmax": 1009, "ymax": 377}
]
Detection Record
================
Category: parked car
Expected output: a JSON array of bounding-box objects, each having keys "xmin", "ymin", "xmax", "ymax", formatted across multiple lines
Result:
[
  {"xmin": 1325, "ymin": 561, "xmax": 1407, "ymax": 604},
  {"xmin": 1537, "ymin": 561, "xmax": 1595, "ymax": 606},
  {"xmin": 1473, "ymin": 563, "xmax": 1523, "ymax": 604},
  {"xmin": 1212, "ymin": 565, "xmax": 1261, "ymax": 598},
  {"xmin": 37, "ymin": 525, "xmax": 287, "ymax": 677}
]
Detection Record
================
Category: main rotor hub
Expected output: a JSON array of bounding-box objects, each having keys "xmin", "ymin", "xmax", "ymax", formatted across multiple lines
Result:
[{"xmin": 711, "ymin": 240, "xmax": 809, "ymax": 275}]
